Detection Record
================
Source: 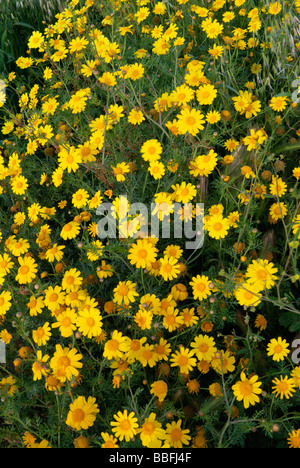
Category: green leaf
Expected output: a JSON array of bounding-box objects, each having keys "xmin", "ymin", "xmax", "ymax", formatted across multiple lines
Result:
[{"xmin": 273, "ymin": 141, "xmax": 300, "ymax": 155}]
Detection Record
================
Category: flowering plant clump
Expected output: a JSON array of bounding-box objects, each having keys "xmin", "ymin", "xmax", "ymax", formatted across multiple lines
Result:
[{"xmin": 0, "ymin": 0, "xmax": 300, "ymax": 449}]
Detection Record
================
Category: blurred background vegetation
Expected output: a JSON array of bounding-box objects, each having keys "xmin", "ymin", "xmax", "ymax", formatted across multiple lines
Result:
[{"xmin": 0, "ymin": 0, "xmax": 65, "ymax": 75}]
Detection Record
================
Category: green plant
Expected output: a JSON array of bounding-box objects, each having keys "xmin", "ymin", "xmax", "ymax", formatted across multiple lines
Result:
[{"xmin": 0, "ymin": 0, "xmax": 64, "ymax": 73}]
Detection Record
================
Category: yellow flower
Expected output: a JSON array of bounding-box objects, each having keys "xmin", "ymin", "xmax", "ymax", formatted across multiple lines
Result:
[
  {"xmin": 172, "ymin": 182, "xmax": 196, "ymax": 203},
  {"xmin": 32, "ymin": 322, "xmax": 51, "ymax": 346},
  {"xmin": 113, "ymin": 280, "xmax": 139, "ymax": 306},
  {"xmin": 267, "ymin": 337, "xmax": 289, "ymax": 362},
  {"xmin": 50, "ymin": 344, "xmax": 83, "ymax": 383},
  {"xmin": 206, "ymin": 215, "xmax": 230, "ymax": 239},
  {"xmin": 2, "ymin": 121, "xmax": 14, "ymax": 135},
  {"xmin": 69, "ymin": 36, "xmax": 89, "ymax": 54},
  {"xmin": 67, "ymin": 88, "xmax": 90, "ymax": 114},
  {"xmin": 99, "ymin": 71, "xmax": 117, "ymax": 86},
  {"xmin": 0, "ymin": 290, "xmax": 12, "ymax": 315},
  {"xmin": 232, "ymin": 372, "xmax": 262, "ymax": 409},
  {"xmin": 190, "ymin": 275, "xmax": 212, "ymax": 301},
  {"xmin": 101, "ymin": 432, "xmax": 119, "ymax": 448},
  {"xmin": 62, "ymin": 268, "xmax": 83, "ymax": 292},
  {"xmin": 15, "ymin": 255, "xmax": 38, "ymax": 284},
  {"xmin": 112, "ymin": 162, "xmax": 130, "ymax": 182},
  {"xmin": 43, "ymin": 67, "xmax": 53, "ymax": 80},
  {"xmin": 254, "ymin": 314, "xmax": 267, "ymax": 331},
  {"xmin": 189, "ymin": 150, "xmax": 218, "ymax": 177},
  {"xmin": 128, "ymin": 238, "xmax": 158, "ymax": 270},
  {"xmin": 269, "ymin": 202, "xmax": 288, "ymax": 221},
  {"xmin": 87, "ymin": 240, "xmax": 104, "ymax": 261},
  {"xmin": 269, "ymin": 95, "xmax": 288, "ymax": 112},
  {"xmin": 128, "ymin": 108, "xmax": 145, "ymax": 125},
  {"xmin": 152, "ymin": 192, "xmax": 174, "ymax": 221},
  {"xmin": 170, "ymin": 347, "xmax": 197, "ymax": 374},
  {"xmin": 292, "ymin": 166, "xmax": 300, "ymax": 180},
  {"xmin": 287, "ymin": 429, "xmax": 300, "ymax": 448},
  {"xmin": 201, "ymin": 18, "xmax": 224, "ymax": 39},
  {"xmin": 45, "ymin": 244, "xmax": 65, "ymax": 262},
  {"xmin": 0, "ymin": 376, "xmax": 17, "ymax": 396},
  {"xmin": 162, "ymin": 307, "xmax": 184, "ymax": 332},
  {"xmin": 177, "ymin": 107, "xmax": 205, "ymax": 136},
  {"xmin": 44, "ymin": 285, "xmax": 66, "ymax": 313},
  {"xmin": 208, "ymin": 44, "xmax": 224, "ymax": 59},
  {"xmin": 148, "ymin": 160, "xmax": 165, "ymax": 180},
  {"xmin": 16, "ymin": 56, "xmax": 34, "ymax": 69},
  {"xmin": 138, "ymin": 413, "xmax": 166, "ymax": 448},
  {"xmin": 190, "ymin": 334, "xmax": 217, "ymax": 361},
  {"xmin": 241, "ymin": 165, "xmax": 256, "ymax": 179},
  {"xmin": 268, "ymin": 2, "xmax": 282, "ymax": 15},
  {"xmin": 269, "ymin": 175, "xmax": 287, "ymax": 197},
  {"xmin": 110, "ymin": 410, "xmax": 139, "ymax": 442},
  {"xmin": 206, "ymin": 110, "xmax": 221, "ymax": 123},
  {"xmin": 164, "ymin": 420, "xmax": 191, "ymax": 448},
  {"xmin": 272, "ymin": 375, "xmax": 296, "ymax": 399},
  {"xmin": 211, "ymin": 349, "xmax": 236, "ymax": 374},
  {"xmin": 103, "ymin": 330, "xmax": 129, "ymax": 361},
  {"xmin": 245, "ymin": 259, "xmax": 278, "ymax": 290},
  {"xmin": 196, "ymin": 84, "xmax": 217, "ymax": 105},
  {"xmin": 11, "ymin": 174, "xmax": 28, "ymax": 195},
  {"xmin": 28, "ymin": 31, "xmax": 45, "ymax": 49},
  {"xmin": 170, "ymin": 84, "xmax": 194, "ymax": 106},
  {"xmin": 126, "ymin": 63, "xmax": 144, "ymax": 81},
  {"xmin": 159, "ymin": 256, "xmax": 180, "ymax": 281},
  {"xmin": 60, "ymin": 221, "xmax": 80, "ymax": 240},
  {"xmin": 134, "ymin": 7, "xmax": 150, "ymax": 23},
  {"xmin": 76, "ymin": 307, "xmax": 103, "ymax": 339},
  {"xmin": 96, "ymin": 260, "xmax": 114, "ymax": 279},
  {"xmin": 134, "ymin": 309, "xmax": 153, "ymax": 330},
  {"xmin": 66, "ymin": 396, "xmax": 99, "ymax": 431},
  {"xmin": 292, "ymin": 214, "xmax": 300, "ymax": 239},
  {"xmin": 234, "ymin": 282, "xmax": 262, "ymax": 307},
  {"xmin": 52, "ymin": 308, "xmax": 78, "ymax": 338},
  {"xmin": 150, "ymin": 380, "xmax": 168, "ymax": 401},
  {"xmin": 42, "ymin": 97, "xmax": 59, "ymax": 115},
  {"xmin": 108, "ymin": 104, "xmax": 124, "ymax": 123},
  {"xmin": 140, "ymin": 139, "xmax": 163, "ymax": 162}
]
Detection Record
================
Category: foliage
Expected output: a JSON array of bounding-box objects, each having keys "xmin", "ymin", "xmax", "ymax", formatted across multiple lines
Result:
[
  {"xmin": 0, "ymin": 0, "xmax": 300, "ymax": 449},
  {"xmin": 0, "ymin": 0, "xmax": 64, "ymax": 74}
]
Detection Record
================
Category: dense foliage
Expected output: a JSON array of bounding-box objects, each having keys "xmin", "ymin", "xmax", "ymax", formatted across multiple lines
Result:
[{"xmin": 0, "ymin": 0, "xmax": 300, "ymax": 449}]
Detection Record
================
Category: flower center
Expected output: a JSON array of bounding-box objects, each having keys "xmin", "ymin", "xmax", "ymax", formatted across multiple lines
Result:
[
  {"xmin": 257, "ymin": 269, "xmax": 267, "ymax": 280},
  {"xmin": 62, "ymin": 317, "xmax": 72, "ymax": 327},
  {"xmin": 198, "ymin": 343, "xmax": 209, "ymax": 353},
  {"xmin": 196, "ymin": 282, "xmax": 206, "ymax": 292},
  {"xmin": 58, "ymin": 356, "xmax": 71, "ymax": 368},
  {"xmin": 108, "ymin": 339, "xmax": 120, "ymax": 351},
  {"xmin": 87, "ymin": 317, "xmax": 95, "ymax": 327},
  {"xmin": 239, "ymin": 381, "xmax": 252, "ymax": 396},
  {"xmin": 274, "ymin": 344, "xmax": 283, "ymax": 354},
  {"xmin": 118, "ymin": 284, "xmax": 129, "ymax": 296},
  {"xmin": 186, "ymin": 116, "xmax": 196, "ymax": 126},
  {"xmin": 171, "ymin": 428, "xmax": 182, "ymax": 441},
  {"xmin": 120, "ymin": 419, "xmax": 131, "ymax": 431},
  {"xmin": 72, "ymin": 409, "xmax": 85, "ymax": 422},
  {"xmin": 143, "ymin": 422, "xmax": 155, "ymax": 436},
  {"xmin": 137, "ymin": 249, "xmax": 148, "ymax": 259},
  {"xmin": 19, "ymin": 265, "xmax": 29, "ymax": 275},
  {"xmin": 49, "ymin": 293, "xmax": 59, "ymax": 302},
  {"xmin": 213, "ymin": 222, "xmax": 223, "ymax": 231}
]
